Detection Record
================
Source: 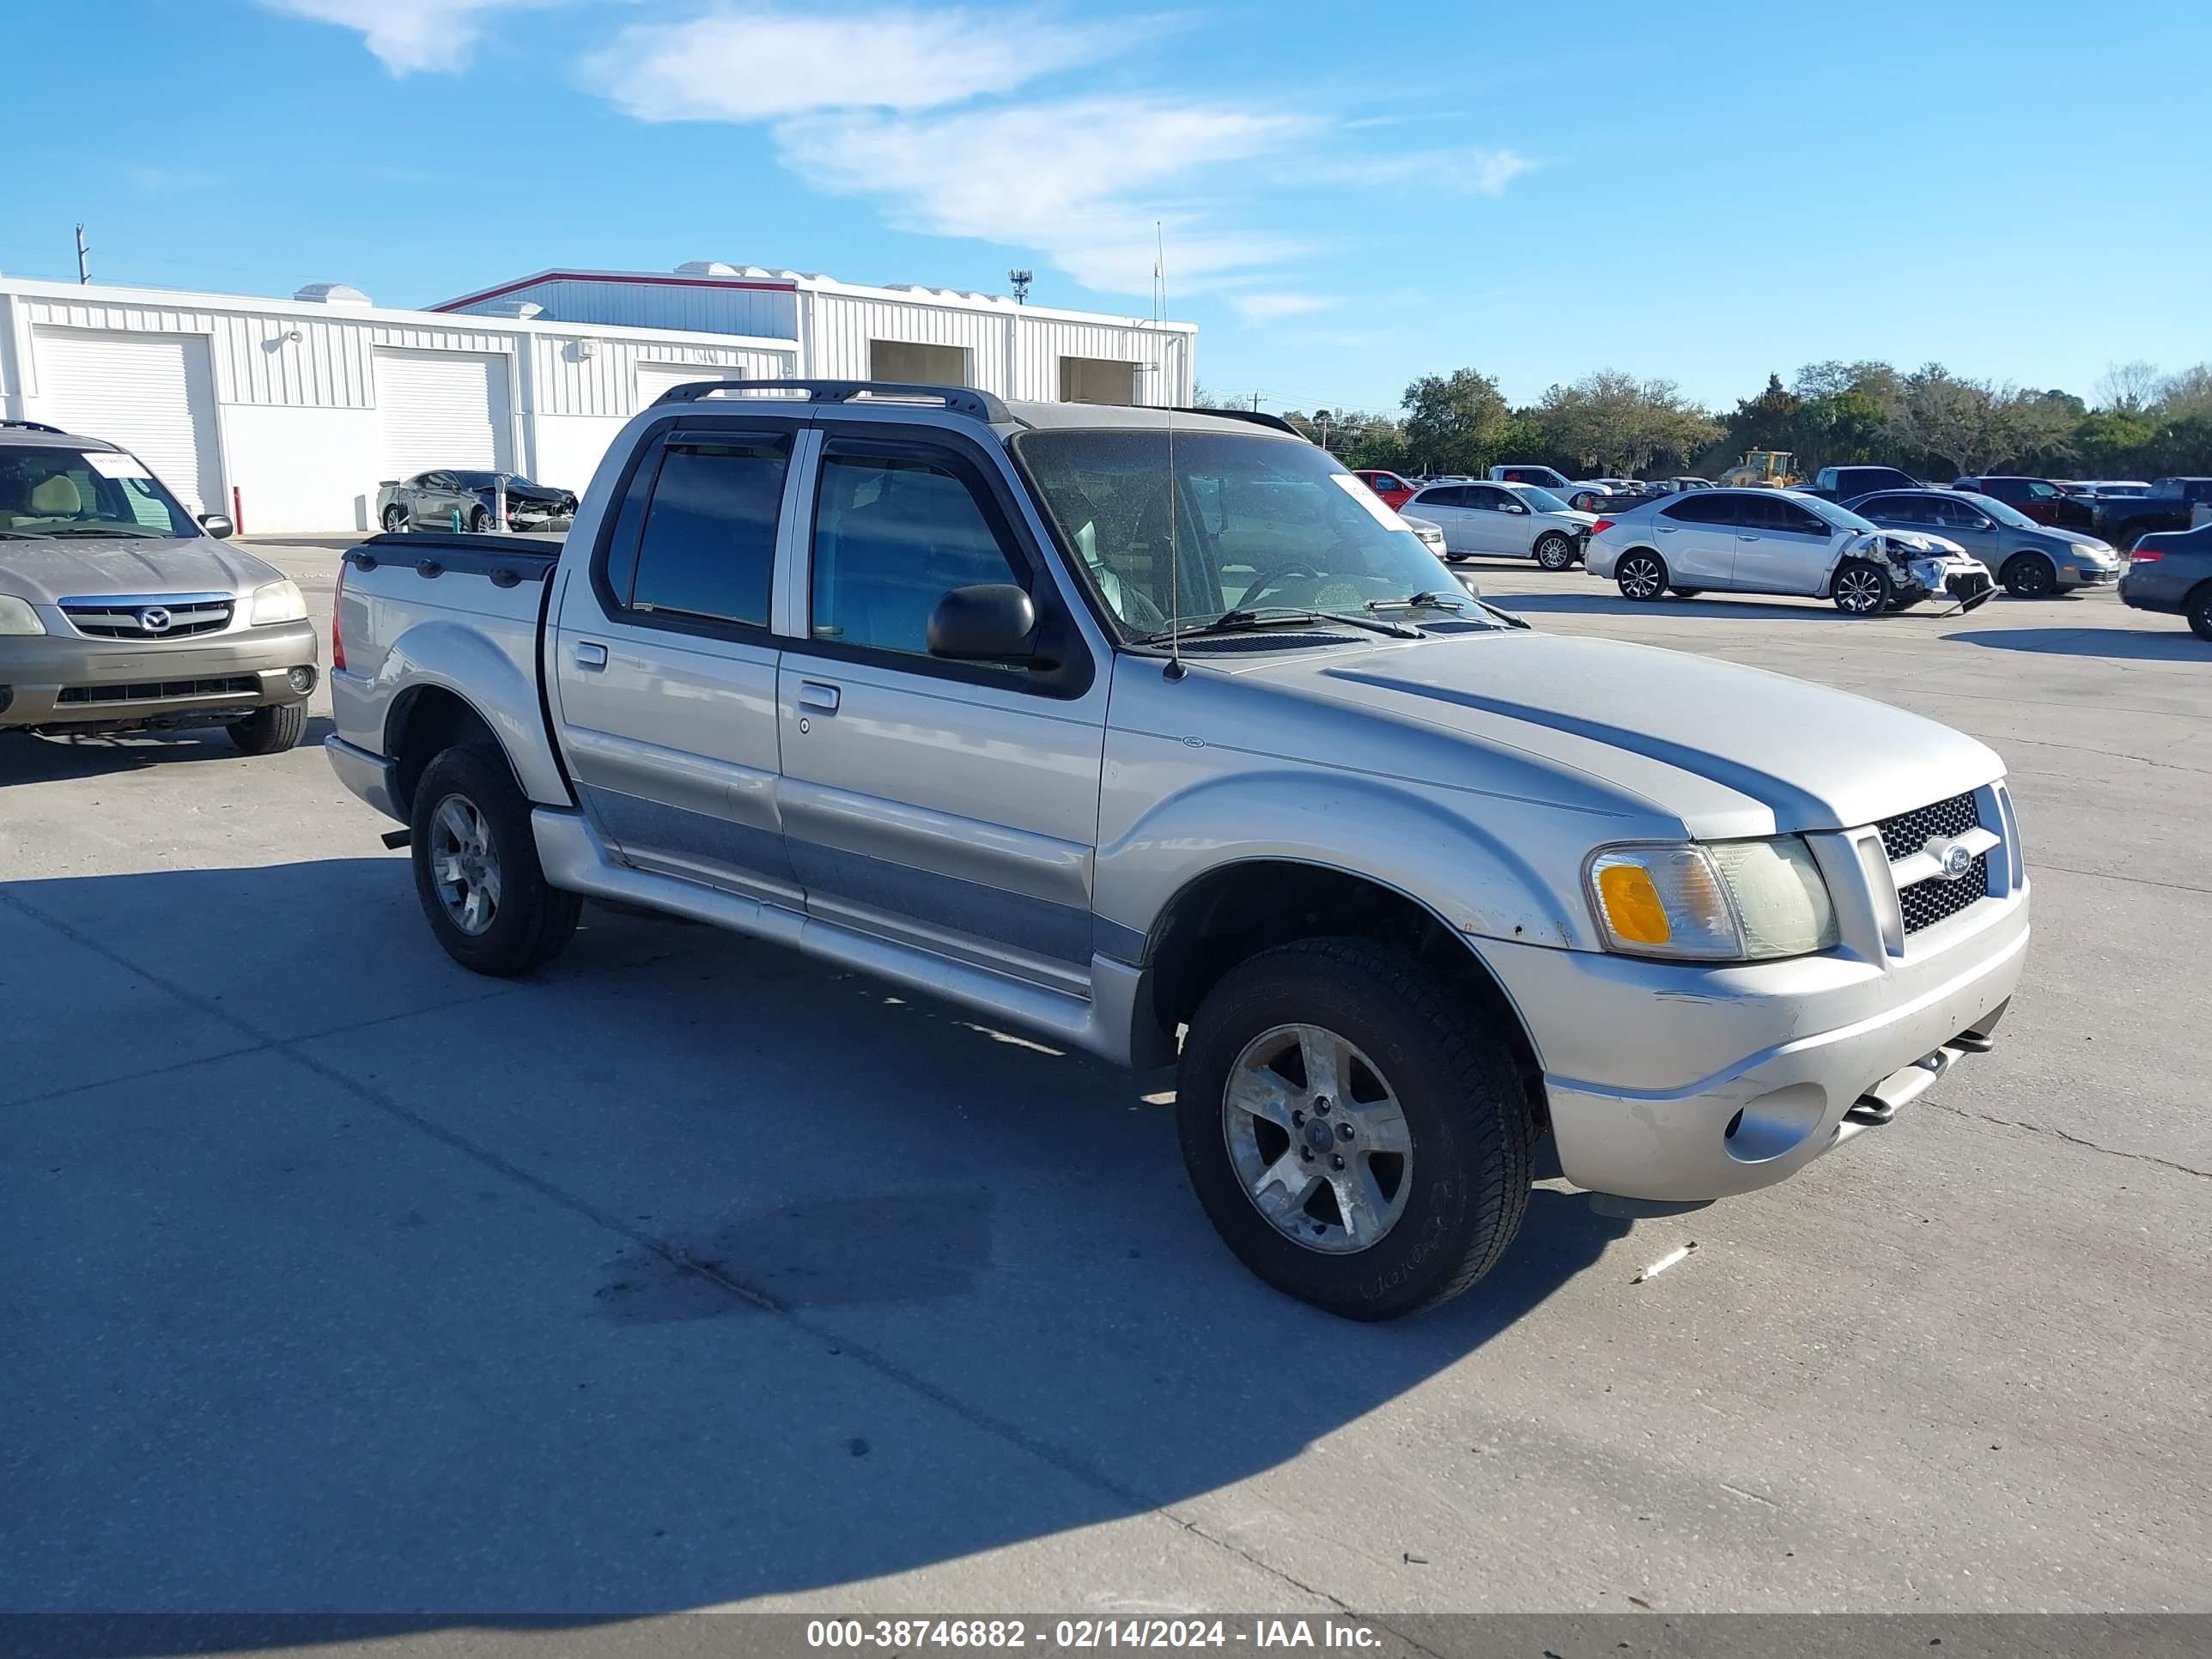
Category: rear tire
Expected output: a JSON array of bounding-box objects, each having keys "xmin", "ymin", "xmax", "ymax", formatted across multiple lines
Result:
[
  {"xmin": 1534, "ymin": 532, "xmax": 1577, "ymax": 572},
  {"xmin": 381, "ymin": 504, "xmax": 408, "ymax": 534},
  {"xmin": 1616, "ymin": 550, "xmax": 1667, "ymax": 600},
  {"xmin": 226, "ymin": 702, "xmax": 308, "ymax": 756},
  {"xmin": 2001, "ymin": 552, "xmax": 2058, "ymax": 599},
  {"xmin": 1832, "ymin": 558, "xmax": 1892, "ymax": 614},
  {"xmin": 1176, "ymin": 938, "xmax": 1536, "ymax": 1321},
  {"xmin": 2187, "ymin": 584, "xmax": 2212, "ymax": 642},
  {"xmin": 409, "ymin": 744, "xmax": 580, "ymax": 977}
]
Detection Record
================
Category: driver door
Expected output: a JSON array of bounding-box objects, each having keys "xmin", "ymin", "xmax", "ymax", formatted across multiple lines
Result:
[{"xmin": 1463, "ymin": 484, "xmax": 1530, "ymax": 556}]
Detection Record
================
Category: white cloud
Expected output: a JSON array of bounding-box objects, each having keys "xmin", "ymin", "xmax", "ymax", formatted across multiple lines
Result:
[
  {"xmin": 582, "ymin": 4, "xmax": 1158, "ymax": 123},
  {"xmin": 258, "ymin": 0, "xmax": 548, "ymax": 76},
  {"xmin": 1231, "ymin": 293, "xmax": 1334, "ymax": 324},
  {"xmin": 775, "ymin": 100, "xmax": 1317, "ymax": 296},
  {"xmin": 1311, "ymin": 146, "xmax": 1533, "ymax": 195}
]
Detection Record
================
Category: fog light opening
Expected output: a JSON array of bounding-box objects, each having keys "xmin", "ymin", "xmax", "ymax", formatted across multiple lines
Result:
[
  {"xmin": 1723, "ymin": 1083, "xmax": 1827, "ymax": 1165},
  {"xmin": 287, "ymin": 665, "xmax": 318, "ymax": 695}
]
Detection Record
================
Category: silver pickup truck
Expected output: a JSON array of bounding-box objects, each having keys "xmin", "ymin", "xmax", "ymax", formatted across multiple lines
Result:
[{"xmin": 325, "ymin": 380, "xmax": 2030, "ymax": 1320}]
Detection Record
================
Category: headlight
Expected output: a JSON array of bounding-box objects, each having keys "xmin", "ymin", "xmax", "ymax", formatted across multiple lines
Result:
[
  {"xmin": 0, "ymin": 594, "xmax": 46, "ymax": 635},
  {"xmin": 1586, "ymin": 837, "xmax": 1837, "ymax": 961},
  {"xmin": 249, "ymin": 580, "xmax": 308, "ymax": 625},
  {"xmin": 2069, "ymin": 544, "xmax": 2109, "ymax": 562}
]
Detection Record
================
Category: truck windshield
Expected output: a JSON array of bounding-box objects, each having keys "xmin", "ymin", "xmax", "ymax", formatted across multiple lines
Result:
[
  {"xmin": 1016, "ymin": 428, "xmax": 1471, "ymax": 640},
  {"xmin": 0, "ymin": 447, "xmax": 198, "ymax": 538}
]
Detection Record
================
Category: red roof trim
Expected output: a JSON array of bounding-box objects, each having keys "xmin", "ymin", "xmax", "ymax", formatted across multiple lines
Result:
[{"xmin": 432, "ymin": 270, "xmax": 800, "ymax": 312}]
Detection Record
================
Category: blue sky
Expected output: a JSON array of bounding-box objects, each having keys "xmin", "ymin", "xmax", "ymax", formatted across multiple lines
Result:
[{"xmin": 8, "ymin": 1, "xmax": 2207, "ymax": 416}]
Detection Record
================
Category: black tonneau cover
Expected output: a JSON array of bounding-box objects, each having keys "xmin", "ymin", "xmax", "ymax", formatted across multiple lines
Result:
[{"xmin": 343, "ymin": 531, "xmax": 562, "ymax": 586}]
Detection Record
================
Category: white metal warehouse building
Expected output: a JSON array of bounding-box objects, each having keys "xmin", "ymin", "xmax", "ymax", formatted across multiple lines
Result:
[{"xmin": 0, "ymin": 263, "xmax": 1195, "ymax": 535}]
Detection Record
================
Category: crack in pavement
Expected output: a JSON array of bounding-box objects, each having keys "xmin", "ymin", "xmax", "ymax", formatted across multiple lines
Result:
[
  {"xmin": 0, "ymin": 884, "xmax": 1373, "ymax": 1620},
  {"xmin": 2025, "ymin": 858, "xmax": 2212, "ymax": 897},
  {"xmin": 1929, "ymin": 1099, "xmax": 2212, "ymax": 1181}
]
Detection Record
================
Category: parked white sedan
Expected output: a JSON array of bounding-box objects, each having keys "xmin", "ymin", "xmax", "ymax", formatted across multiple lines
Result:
[
  {"xmin": 1401, "ymin": 480, "xmax": 1599, "ymax": 570},
  {"xmin": 1584, "ymin": 488, "xmax": 1996, "ymax": 613}
]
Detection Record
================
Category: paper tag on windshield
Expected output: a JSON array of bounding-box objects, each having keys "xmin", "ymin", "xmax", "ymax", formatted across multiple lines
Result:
[
  {"xmin": 85, "ymin": 451, "xmax": 154, "ymax": 480},
  {"xmin": 1330, "ymin": 471, "xmax": 1407, "ymax": 529}
]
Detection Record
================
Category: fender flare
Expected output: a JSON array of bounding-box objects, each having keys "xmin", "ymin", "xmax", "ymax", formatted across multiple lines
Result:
[
  {"xmin": 1096, "ymin": 768, "xmax": 1585, "ymax": 957},
  {"xmin": 374, "ymin": 617, "xmax": 569, "ymax": 808}
]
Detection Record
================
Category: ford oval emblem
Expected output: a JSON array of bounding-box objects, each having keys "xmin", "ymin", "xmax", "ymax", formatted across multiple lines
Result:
[{"xmin": 1941, "ymin": 842, "xmax": 1973, "ymax": 880}]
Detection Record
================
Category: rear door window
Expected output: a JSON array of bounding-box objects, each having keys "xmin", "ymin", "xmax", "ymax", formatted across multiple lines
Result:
[
  {"xmin": 1662, "ymin": 493, "xmax": 1729, "ymax": 524},
  {"xmin": 622, "ymin": 437, "xmax": 790, "ymax": 628}
]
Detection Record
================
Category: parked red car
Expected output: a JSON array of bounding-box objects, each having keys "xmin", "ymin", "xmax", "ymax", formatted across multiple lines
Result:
[
  {"xmin": 1352, "ymin": 469, "xmax": 1418, "ymax": 511},
  {"xmin": 1951, "ymin": 476, "xmax": 2096, "ymax": 532}
]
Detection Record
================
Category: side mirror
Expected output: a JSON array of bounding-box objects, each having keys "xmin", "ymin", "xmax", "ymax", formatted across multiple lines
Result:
[
  {"xmin": 378, "ymin": 479, "xmax": 399, "ymax": 489},
  {"xmin": 927, "ymin": 583, "xmax": 1036, "ymax": 663},
  {"xmin": 198, "ymin": 513, "xmax": 235, "ymax": 539}
]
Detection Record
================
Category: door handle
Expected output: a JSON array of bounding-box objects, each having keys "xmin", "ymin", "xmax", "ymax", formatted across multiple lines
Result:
[
  {"xmin": 1656, "ymin": 525, "xmax": 1678, "ymax": 533},
  {"xmin": 798, "ymin": 681, "xmax": 841, "ymax": 714},
  {"xmin": 1737, "ymin": 533, "xmax": 1760, "ymax": 541},
  {"xmin": 574, "ymin": 641, "xmax": 608, "ymax": 669}
]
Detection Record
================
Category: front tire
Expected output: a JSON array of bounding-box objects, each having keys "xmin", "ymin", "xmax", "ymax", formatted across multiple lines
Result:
[
  {"xmin": 1832, "ymin": 558, "xmax": 1892, "ymax": 614},
  {"xmin": 1671, "ymin": 586, "xmax": 1704, "ymax": 599},
  {"xmin": 2002, "ymin": 552, "xmax": 2058, "ymax": 599},
  {"xmin": 381, "ymin": 504, "xmax": 409, "ymax": 534},
  {"xmin": 1534, "ymin": 532, "xmax": 1577, "ymax": 572},
  {"xmin": 226, "ymin": 702, "xmax": 308, "ymax": 756},
  {"xmin": 1176, "ymin": 938, "xmax": 1536, "ymax": 1321},
  {"xmin": 1616, "ymin": 550, "xmax": 1668, "ymax": 600},
  {"xmin": 409, "ymin": 744, "xmax": 580, "ymax": 977},
  {"xmin": 467, "ymin": 506, "xmax": 491, "ymax": 534}
]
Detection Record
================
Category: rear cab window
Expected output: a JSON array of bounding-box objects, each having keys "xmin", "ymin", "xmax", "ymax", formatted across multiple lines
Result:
[{"xmin": 599, "ymin": 433, "xmax": 791, "ymax": 630}]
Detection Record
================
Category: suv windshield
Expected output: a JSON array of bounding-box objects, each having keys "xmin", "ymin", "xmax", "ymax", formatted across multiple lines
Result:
[
  {"xmin": 0, "ymin": 446, "xmax": 198, "ymax": 538},
  {"xmin": 1799, "ymin": 495, "xmax": 1879, "ymax": 533},
  {"xmin": 1960, "ymin": 491, "xmax": 2039, "ymax": 530},
  {"xmin": 1512, "ymin": 484, "xmax": 1573, "ymax": 514},
  {"xmin": 1017, "ymin": 428, "xmax": 1486, "ymax": 639}
]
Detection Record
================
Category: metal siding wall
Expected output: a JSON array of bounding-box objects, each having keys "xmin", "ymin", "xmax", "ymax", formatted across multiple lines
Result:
[
  {"xmin": 811, "ymin": 293, "xmax": 1011, "ymax": 389},
  {"xmin": 532, "ymin": 337, "xmax": 798, "ymax": 416}
]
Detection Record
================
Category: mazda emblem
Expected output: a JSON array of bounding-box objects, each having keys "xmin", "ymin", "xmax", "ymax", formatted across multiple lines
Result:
[{"xmin": 138, "ymin": 607, "xmax": 173, "ymax": 634}]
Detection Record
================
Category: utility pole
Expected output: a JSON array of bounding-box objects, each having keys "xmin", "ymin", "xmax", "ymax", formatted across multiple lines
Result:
[{"xmin": 76, "ymin": 223, "xmax": 90, "ymax": 284}]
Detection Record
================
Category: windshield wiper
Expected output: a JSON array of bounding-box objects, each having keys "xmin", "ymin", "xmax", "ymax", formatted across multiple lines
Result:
[
  {"xmin": 1366, "ymin": 591, "xmax": 1468, "ymax": 615},
  {"xmin": 0, "ymin": 529, "xmax": 56, "ymax": 539},
  {"xmin": 46, "ymin": 526, "xmax": 151, "ymax": 537},
  {"xmin": 1143, "ymin": 605, "xmax": 1420, "ymax": 645}
]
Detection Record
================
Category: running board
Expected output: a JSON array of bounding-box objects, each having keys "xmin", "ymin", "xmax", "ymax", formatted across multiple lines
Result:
[{"xmin": 530, "ymin": 808, "xmax": 1160, "ymax": 1069}]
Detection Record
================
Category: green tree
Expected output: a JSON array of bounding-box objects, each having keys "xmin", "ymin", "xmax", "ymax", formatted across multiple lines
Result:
[
  {"xmin": 1400, "ymin": 369, "xmax": 1510, "ymax": 474},
  {"xmin": 1536, "ymin": 372, "xmax": 1720, "ymax": 475}
]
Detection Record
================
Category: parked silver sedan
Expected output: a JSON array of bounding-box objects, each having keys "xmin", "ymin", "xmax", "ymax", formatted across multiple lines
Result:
[{"xmin": 1841, "ymin": 489, "xmax": 2122, "ymax": 599}]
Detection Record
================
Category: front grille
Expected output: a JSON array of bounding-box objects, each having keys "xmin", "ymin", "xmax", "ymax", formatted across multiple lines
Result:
[
  {"xmin": 1899, "ymin": 854, "xmax": 1990, "ymax": 933},
  {"xmin": 57, "ymin": 676, "xmax": 259, "ymax": 706},
  {"xmin": 61, "ymin": 598, "xmax": 234, "ymax": 638},
  {"xmin": 1878, "ymin": 792, "xmax": 1980, "ymax": 863}
]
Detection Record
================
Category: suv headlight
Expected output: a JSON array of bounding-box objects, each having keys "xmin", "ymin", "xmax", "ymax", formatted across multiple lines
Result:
[
  {"xmin": 249, "ymin": 580, "xmax": 307, "ymax": 625},
  {"xmin": 1586, "ymin": 837, "xmax": 1837, "ymax": 961},
  {"xmin": 0, "ymin": 595, "xmax": 45, "ymax": 635}
]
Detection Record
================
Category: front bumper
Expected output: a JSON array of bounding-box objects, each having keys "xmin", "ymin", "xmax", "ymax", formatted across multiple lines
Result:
[
  {"xmin": 1480, "ymin": 878, "xmax": 2030, "ymax": 1203},
  {"xmin": 2057, "ymin": 562, "xmax": 2120, "ymax": 589},
  {"xmin": 0, "ymin": 619, "xmax": 319, "ymax": 730}
]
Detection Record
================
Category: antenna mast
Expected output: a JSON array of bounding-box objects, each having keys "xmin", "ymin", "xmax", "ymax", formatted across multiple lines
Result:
[{"xmin": 1157, "ymin": 222, "xmax": 1184, "ymax": 682}]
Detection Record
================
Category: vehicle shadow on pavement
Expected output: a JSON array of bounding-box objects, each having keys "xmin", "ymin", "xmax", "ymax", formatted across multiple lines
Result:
[
  {"xmin": 0, "ymin": 719, "xmax": 338, "ymax": 784},
  {"xmin": 1, "ymin": 855, "xmax": 1634, "ymax": 1634},
  {"xmin": 1488, "ymin": 591, "xmax": 1871, "ymax": 623},
  {"xmin": 1948, "ymin": 626, "xmax": 2208, "ymax": 662}
]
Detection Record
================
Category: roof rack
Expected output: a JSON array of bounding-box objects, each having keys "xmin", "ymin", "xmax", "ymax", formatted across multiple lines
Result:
[
  {"xmin": 650, "ymin": 378, "xmax": 1014, "ymax": 425},
  {"xmin": 1169, "ymin": 406, "xmax": 1304, "ymax": 439},
  {"xmin": 1, "ymin": 419, "xmax": 68, "ymax": 434}
]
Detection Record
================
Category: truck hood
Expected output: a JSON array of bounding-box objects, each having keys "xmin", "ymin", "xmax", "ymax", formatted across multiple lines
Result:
[
  {"xmin": 0, "ymin": 536, "xmax": 283, "ymax": 605},
  {"xmin": 1236, "ymin": 630, "xmax": 2004, "ymax": 836}
]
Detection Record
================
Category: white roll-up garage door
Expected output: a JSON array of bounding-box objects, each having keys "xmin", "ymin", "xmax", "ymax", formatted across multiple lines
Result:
[
  {"xmin": 635, "ymin": 362, "xmax": 738, "ymax": 407},
  {"xmin": 374, "ymin": 349, "xmax": 510, "ymax": 479},
  {"xmin": 33, "ymin": 328, "xmax": 222, "ymax": 515}
]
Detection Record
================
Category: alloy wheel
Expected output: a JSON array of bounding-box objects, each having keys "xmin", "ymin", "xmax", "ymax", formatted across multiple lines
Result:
[
  {"xmin": 1619, "ymin": 555, "xmax": 1663, "ymax": 599},
  {"xmin": 428, "ymin": 794, "xmax": 502, "ymax": 936},
  {"xmin": 1221, "ymin": 1023, "xmax": 1413, "ymax": 1255},
  {"xmin": 1836, "ymin": 568, "xmax": 1885, "ymax": 612}
]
